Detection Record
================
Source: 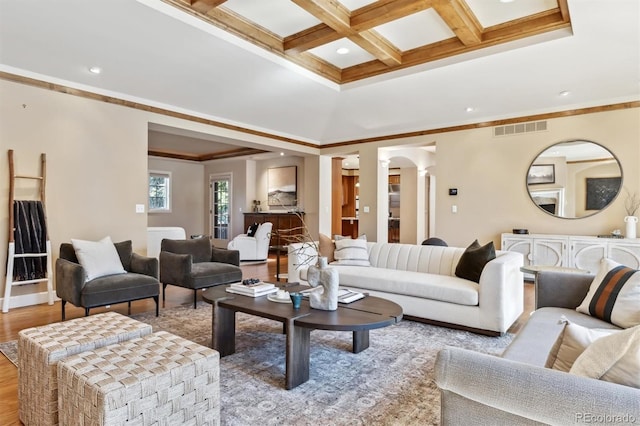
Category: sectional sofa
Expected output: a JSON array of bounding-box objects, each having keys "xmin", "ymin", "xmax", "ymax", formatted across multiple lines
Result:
[
  {"xmin": 288, "ymin": 241, "xmax": 524, "ymax": 335},
  {"xmin": 435, "ymin": 270, "xmax": 640, "ymax": 424}
]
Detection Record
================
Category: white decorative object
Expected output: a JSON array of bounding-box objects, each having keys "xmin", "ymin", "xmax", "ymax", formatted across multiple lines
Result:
[
  {"xmin": 625, "ymin": 216, "xmax": 638, "ymax": 239},
  {"xmin": 306, "ymin": 256, "xmax": 339, "ymax": 311}
]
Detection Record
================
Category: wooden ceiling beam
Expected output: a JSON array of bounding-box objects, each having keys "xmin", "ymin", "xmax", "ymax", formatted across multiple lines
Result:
[
  {"xmin": 284, "ymin": 24, "xmax": 342, "ymax": 54},
  {"xmin": 351, "ymin": 30, "xmax": 402, "ymax": 66},
  {"xmin": 341, "ymin": 10, "xmax": 569, "ymax": 83},
  {"xmin": 431, "ymin": 0, "xmax": 481, "ymax": 46},
  {"xmin": 189, "ymin": 0, "xmax": 228, "ymax": 15},
  {"xmin": 350, "ymin": 0, "xmax": 433, "ymax": 31},
  {"xmin": 149, "ymin": 147, "xmax": 270, "ymax": 162},
  {"xmin": 292, "ymin": 0, "xmax": 401, "ymax": 65}
]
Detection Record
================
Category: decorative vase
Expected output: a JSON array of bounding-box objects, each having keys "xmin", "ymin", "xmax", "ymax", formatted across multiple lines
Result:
[
  {"xmin": 625, "ymin": 216, "xmax": 638, "ymax": 239},
  {"xmin": 306, "ymin": 256, "xmax": 339, "ymax": 311}
]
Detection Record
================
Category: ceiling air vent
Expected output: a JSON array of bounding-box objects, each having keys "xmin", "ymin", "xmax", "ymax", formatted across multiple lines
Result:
[{"xmin": 494, "ymin": 120, "xmax": 547, "ymax": 137}]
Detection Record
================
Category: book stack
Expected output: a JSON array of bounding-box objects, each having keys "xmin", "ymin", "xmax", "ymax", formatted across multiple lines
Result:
[
  {"xmin": 337, "ymin": 288, "xmax": 365, "ymax": 304},
  {"xmin": 226, "ymin": 282, "xmax": 278, "ymax": 297}
]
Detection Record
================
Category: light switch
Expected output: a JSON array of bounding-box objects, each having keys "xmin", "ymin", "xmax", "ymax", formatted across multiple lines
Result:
[
  {"xmin": 135, "ymin": 204, "xmax": 145, "ymax": 213},
  {"xmin": 363, "ymin": 206, "xmax": 370, "ymax": 213}
]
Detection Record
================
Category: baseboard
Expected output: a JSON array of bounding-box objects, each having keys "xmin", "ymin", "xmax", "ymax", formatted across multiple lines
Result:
[{"xmin": 0, "ymin": 291, "xmax": 59, "ymax": 311}]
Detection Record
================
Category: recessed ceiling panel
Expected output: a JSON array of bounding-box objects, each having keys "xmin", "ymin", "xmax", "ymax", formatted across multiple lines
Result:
[
  {"xmin": 374, "ymin": 9, "xmax": 455, "ymax": 51},
  {"xmin": 466, "ymin": 0, "xmax": 559, "ymax": 28},
  {"xmin": 223, "ymin": 0, "xmax": 320, "ymax": 37},
  {"xmin": 340, "ymin": 0, "xmax": 378, "ymax": 11},
  {"xmin": 309, "ymin": 38, "xmax": 376, "ymax": 69}
]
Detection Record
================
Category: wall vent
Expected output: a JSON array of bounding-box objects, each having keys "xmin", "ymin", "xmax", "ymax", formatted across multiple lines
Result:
[{"xmin": 494, "ymin": 120, "xmax": 547, "ymax": 137}]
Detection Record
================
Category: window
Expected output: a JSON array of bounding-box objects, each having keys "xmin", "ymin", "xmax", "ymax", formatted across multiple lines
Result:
[
  {"xmin": 149, "ymin": 171, "xmax": 171, "ymax": 212},
  {"xmin": 211, "ymin": 175, "xmax": 231, "ymax": 241}
]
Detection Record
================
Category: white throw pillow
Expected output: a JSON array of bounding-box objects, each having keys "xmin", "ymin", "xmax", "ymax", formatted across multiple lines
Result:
[
  {"xmin": 71, "ymin": 236, "xmax": 126, "ymax": 281},
  {"xmin": 332, "ymin": 236, "xmax": 370, "ymax": 266},
  {"xmin": 545, "ymin": 318, "xmax": 620, "ymax": 372},
  {"xmin": 570, "ymin": 324, "xmax": 640, "ymax": 388},
  {"xmin": 576, "ymin": 258, "xmax": 640, "ymax": 328}
]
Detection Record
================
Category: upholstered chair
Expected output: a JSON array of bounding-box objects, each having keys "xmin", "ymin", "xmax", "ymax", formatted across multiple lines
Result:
[
  {"xmin": 56, "ymin": 240, "xmax": 160, "ymax": 320},
  {"xmin": 160, "ymin": 237, "xmax": 242, "ymax": 308},
  {"xmin": 227, "ymin": 222, "xmax": 273, "ymax": 261}
]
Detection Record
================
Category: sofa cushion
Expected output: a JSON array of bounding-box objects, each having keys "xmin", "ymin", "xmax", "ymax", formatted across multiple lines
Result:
[
  {"xmin": 455, "ymin": 240, "xmax": 496, "ymax": 283},
  {"xmin": 576, "ymin": 258, "xmax": 640, "ymax": 328},
  {"xmin": 161, "ymin": 237, "xmax": 212, "ymax": 264},
  {"xmin": 327, "ymin": 265, "xmax": 479, "ymax": 306},
  {"xmin": 333, "ymin": 237, "xmax": 371, "ymax": 266},
  {"xmin": 570, "ymin": 324, "xmax": 640, "ymax": 388},
  {"xmin": 247, "ymin": 222, "xmax": 259, "ymax": 237},
  {"xmin": 319, "ymin": 233, "xmax": 335, "ymax": 263},
  {"xmin": 545, "ymin": 319, "xmax": 619, "ymax": 372},
  {"xmin": 71, "ymin": 236, "xmax": 126, "ymax": 281},
  {"xmin": 189, "ymin": 262, "xmax": 242, "ymax": 289},
  {"xmin": 80, "ymin": 272, "xmax": 158, "ymax": 308},
  {"xmin": 502, "ymin": 307, "xmax": 620, "ymax": 367}
]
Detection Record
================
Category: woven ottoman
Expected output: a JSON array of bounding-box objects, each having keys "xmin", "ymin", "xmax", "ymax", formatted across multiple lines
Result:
[
  {"xmin": 57, "ymin": 331, "xmax": 220, "ymax": 426},
  {"xmin": 18, "ymin": 312, "xmax": 152, "ymax": 426}
]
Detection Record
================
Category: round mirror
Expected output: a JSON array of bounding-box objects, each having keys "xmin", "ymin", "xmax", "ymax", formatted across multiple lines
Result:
[{"xmin": 527, "ymin": 140, "xmax": 622, "ymax": 218}]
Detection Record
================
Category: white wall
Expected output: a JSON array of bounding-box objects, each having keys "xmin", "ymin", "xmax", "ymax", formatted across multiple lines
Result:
[
  {"xmin": 147, "ymin": 157, "xmax": 205, "ymax": 239},
  {"xmin": 0, "ymin": 80, "xmax": 149, "ymax": 302}
]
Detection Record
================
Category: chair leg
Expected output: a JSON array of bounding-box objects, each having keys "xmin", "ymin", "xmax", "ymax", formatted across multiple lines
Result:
[
  {"xmin": 193, "ymin": 290, "xmax": 197, "ymax": 309},
  {"xmin": 154, "ymin": 296, "xmax": 159, "ymax": 316},
  {"xmin": 84, "ymin": 307, "xmax": 90, "ymax": 317},
  {"xmin": 163, "ymin": 284, "xmax": 167, "ymax": 303},
  {"xmin": 128, "ymin": 301, "xmax": 132, "ymax": 315},
  {"xmin": 61, "ymin": 300, "xmax": 66, "ymax": 321}
]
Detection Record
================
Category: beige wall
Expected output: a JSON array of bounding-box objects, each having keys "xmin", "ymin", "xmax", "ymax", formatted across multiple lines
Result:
[
  {"xmin": 434, "ymin": 108, "xmax": 640, "ymax": 248},
  {"xmin": 147, "ymin": 157, "xmax": 205, "ymax": 238},
  {"xmin": 0, "ymin": 80, "xmax": 150, "ymax": 302}
]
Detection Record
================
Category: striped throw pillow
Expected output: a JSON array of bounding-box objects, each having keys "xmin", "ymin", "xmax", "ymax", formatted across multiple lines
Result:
[
  {"xmin": 332, "ymin": 237, "xmax": 370, "ymax": 266},
  {"xmin": 576, "ymin": 258, "xmax": 640, "ymax": 328}
]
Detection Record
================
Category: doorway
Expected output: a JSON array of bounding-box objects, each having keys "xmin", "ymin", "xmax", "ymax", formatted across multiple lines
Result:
[{"xmin": 210, "ymin": 174, "xmax": 231, "ymax": 246}]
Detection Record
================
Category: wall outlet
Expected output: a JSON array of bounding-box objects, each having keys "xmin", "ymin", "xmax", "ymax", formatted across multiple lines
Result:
[
  {"xmin": 363, "ymin": 206, "xmax": 370, "ymax": 213},
  {"xmin": 135, "ymin": 204, "xmax": 145, "ymax": 213},
  {"xmin": 452, "ymin": 205, "xmax": 457, "ymax": 213}
]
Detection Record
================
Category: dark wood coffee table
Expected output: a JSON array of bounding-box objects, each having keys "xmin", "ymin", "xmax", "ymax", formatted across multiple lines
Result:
[{"xmin": 202, "ymin": 284, "xmax": 403, "ymax": 389}]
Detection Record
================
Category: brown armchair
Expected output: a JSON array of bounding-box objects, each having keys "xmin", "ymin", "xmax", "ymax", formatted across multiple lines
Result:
[{"xmin": 159, "ymin": 237, "xmax": 242, "ymax": 308}]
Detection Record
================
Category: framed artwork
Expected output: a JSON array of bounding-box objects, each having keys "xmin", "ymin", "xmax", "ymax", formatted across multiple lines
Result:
[
  {"xmin": 586, "ymin": 177, "xmax": 621, "ymax": 210},
  {"xmin": 527, "ymin": 164, "xmax": 555, "ymax": 185},
  {"xmin": 268, "ymin": 166, "xmax": 297, "ymax": 207}
]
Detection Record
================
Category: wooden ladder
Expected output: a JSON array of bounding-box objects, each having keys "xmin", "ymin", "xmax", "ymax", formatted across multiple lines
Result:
[{"xmin": 3, "ymin": 150, "xmax": 54, "ymax": 313}]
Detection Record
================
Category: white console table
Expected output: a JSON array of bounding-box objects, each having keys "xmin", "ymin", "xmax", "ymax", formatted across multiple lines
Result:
[{"xmin": 501, "ymin": 233, "xmax": 640, "ymax": 278}]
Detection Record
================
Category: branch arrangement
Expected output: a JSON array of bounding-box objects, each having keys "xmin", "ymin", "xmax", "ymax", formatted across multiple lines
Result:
[{"xmin": 624, "ymin": 188, "xmax": 640, "ymax": 217}]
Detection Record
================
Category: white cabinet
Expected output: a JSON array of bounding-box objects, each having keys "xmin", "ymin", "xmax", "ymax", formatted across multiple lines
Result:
[{"xmin": 501, "ymin": 233, "xmax": 640, "ymax": 275}]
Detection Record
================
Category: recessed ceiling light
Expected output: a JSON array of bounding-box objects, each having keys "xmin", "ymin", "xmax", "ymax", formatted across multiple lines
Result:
[
  {"xmin": 466, "ymin": 107, "xmax": 475, "ymax": 112},
  {"xmin": 559, "ymin": 90, "xmax": 570, "ymax": 97},
  {"xmin": 88, "ymin": 66, "xmax": 102, "ymax": 74},
  {"xmin": 336, "ymin": 47, "xmax": 350, "ymax": 55},
  {"xmin": 280, "ymin": 152, "xmax": 285, "ymax": 156},
  {"xmin": 499, "ymin": 0, "xmax": 515, "ymax": 3}
]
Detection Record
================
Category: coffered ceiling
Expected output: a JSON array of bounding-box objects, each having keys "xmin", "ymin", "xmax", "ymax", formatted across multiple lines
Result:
[
  {"xmin": 0, "ymin": 0, "xmax": 638, "ymax": 155},
  {"xmin": 167, "ymin": 0, "xmax": 571, "ymax": 84}
]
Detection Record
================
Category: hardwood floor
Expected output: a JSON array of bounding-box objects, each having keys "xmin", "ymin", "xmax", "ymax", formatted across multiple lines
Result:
[{"xmin": 0, "ymin": 255, "xmax": 533, "ymax": 425}]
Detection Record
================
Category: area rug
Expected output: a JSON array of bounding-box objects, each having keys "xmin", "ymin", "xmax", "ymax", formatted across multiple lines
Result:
[{"xmin": 1, "ymin": 303, "xmax": 513, "ymax": 425}]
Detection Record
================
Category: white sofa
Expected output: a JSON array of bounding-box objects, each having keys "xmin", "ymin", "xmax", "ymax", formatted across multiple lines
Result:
[
  {"xmin": 228, "ymin": 222, "xmax": 273, "ymax": 261},
  {"xmin": 288, "ymin": 241, "xmax": 524, "ymax": 335}
]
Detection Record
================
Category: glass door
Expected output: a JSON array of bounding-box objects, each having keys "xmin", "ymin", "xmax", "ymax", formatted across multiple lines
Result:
[{"xmin": 210, "ymin": 174, "xmax": 231, "ymax": 245}]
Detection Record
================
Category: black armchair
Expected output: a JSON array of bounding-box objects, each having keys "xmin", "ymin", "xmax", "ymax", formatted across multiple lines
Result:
[
  {"xmin": 159, "ymin": 237, "xmax": 242, "ymax": 308},
  {"xmin": 56, "ymin": 240, "xmax": 160, "ymax": 320}
]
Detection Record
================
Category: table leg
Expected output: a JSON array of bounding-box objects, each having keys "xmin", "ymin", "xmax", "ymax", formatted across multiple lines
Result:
[
  {"xmin": 212, "ymin": 303, "xmax": 236, "ymax": 357},
  {"xmin": 286, "ymin": 321, "xmax": 310, "ymax": 390},
  {"xmin": 353, "ymin": 330, "xmax": 369, "ymax": 353}
]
